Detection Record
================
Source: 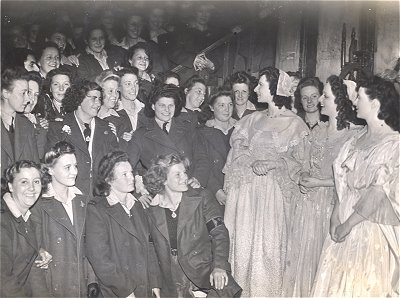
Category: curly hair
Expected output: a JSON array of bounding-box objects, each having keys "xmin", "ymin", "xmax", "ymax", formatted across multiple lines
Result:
[
  {"xmin": 3, "ymin": 48, "xmax": 36, "ymax": 70},
  {"xmin": 62, "ymin": 79, "xmax": 102, "ymax": 113},
  {"xmin": 143, "ymin": 153, "xmax": 190, "ymax": 196},
  {"xmin": 326, "ymin": 75, "xmax": 358, "ymax": 130},
  {"xmin": 94, "ymin": 151, "xmax": 131, "ymax": 197},
  {"xmin": 198, "ymin": 89, "xmax": 233, "ymax": 125},
  {"xmin": 144, "ymin": 83, "xmax": 184, "ymax": 118},
  {"xmin": 127, "ymin": 42, "xmax": 153, "ymax": 73},
  {"xmin": 1, "ymin": 67, "xmax": 27, "ymax": 91},
  {"xmin": 154, "ymin": 71, "xmax": 181, "ymax": 88},
  {"xmin": 1, "ymin": 160, "xmax": 47, "ymax": 196},
  {"xmin": 116, "ymin": 67, "xmax": 139, "ymax": 83},
  {"xmin": 225, "ymin": 71, "xmax": 258, "ymax": 105},
  {"xmin": 43, "ymin": 67, "xmax": 73, "ymax": 95},
  {"xmin": 34, "ymin": 41, "xmax": 59, "ymax": 62},
  {"xmin": 22, "ymin": 71, "xmax": 43, "ymax": 91},
  {"xmin": 83, "ymin": 23, "xmax": 109, "ymax": 46},
  {"xmin": 294, "ymin": 76, "xmax": 324, "ymax": 113},
  {"xmin": 357, "ymin": 76, "xmax": 400, "ymax": 132},
  {"xmin": 259, "ymin": 67, "xmax": 292, "ymax": 109},
  {"xmin": 42, "ymin": 141, "xmax": 76, "ymax": 187}
]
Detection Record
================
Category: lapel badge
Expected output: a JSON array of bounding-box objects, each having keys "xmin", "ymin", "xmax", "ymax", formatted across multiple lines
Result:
[{"xmin": 80, "ymin": 201, "xmax": 85, "ymax": 208}]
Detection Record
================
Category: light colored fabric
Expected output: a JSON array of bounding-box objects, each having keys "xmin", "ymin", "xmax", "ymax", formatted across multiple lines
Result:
[
  {"xmin": 312, "ymin": 128, "xmax": 400, "ymax": 297},
  {"xmin": 3, "ymin": 192, "xmax": 31, "ymax": 221},
  {"xmin": 86, "ymin": 47, "xmax": 108, "ymax": 70},
  {"xmin": 287, "ymin": 123, "xmax": 361, "ymax": 297},
  {"xmin": 277, "ymin": 69, "xmax": 293, "ymax": 97},
  {"xmin": 205, "ymin": 118, "xmax": 237, "ymax": 135},
  {"xmin": 223, "ymin": 111, "xmax": 309, "ymax": 297},
  {"xmin": 74, "ymin": 112, "xmax": 96, "ymax": 161},
  {"xmin": 97, "ymin": 108, "xmax": 120, "ymax": 119},
  {"xmin": 107, "ymin": 192, "xmax": 137, "ymax": 215},
  {"xmin": 118, "ymin": 100, "xmax": 144, "ymax": 131}
]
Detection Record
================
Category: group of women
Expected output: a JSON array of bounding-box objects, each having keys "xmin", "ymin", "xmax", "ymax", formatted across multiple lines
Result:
[{"xmin": 1, "ymin": 5, "xmax": 399, "ymax": 297}]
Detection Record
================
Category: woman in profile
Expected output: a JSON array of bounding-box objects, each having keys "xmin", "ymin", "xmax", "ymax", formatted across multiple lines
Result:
[
  {"xmin": 312, "ymin": 76, "xmax": 399, "ymax": 297},
  {"xmin": 223, "ymin": 67, "xmax": 309, "ymax": 297}
]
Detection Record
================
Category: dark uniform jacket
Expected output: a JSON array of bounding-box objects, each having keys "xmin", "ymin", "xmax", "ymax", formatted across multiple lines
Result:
[
  {"xmin": 46, "ymin": 113, "xmax": 119, "ymax": 195},
  {"xmin": 86, "ymin": 196, "xmax": 161, "ymax": 297},
  {"xmin": 147, "ymin": 188, "xmax": 241, "ymax": 297}
]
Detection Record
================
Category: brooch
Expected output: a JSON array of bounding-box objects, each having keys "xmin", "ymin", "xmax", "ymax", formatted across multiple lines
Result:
[{"xmin": 62, "ymin": 125, "xmax": 72, "ymax": 135}]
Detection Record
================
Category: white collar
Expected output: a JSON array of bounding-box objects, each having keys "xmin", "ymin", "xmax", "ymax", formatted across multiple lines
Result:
[
  {"xmin": 107, "ymin": 191, "xmax": 137, "ymax": 210},
  {"xmin": 3, "ymin": 192, "xmax": 32, "ymax": 222},
  {"xmin": 98, "ymin": 108, "xmax": 120, "ymax": 119},
  {"xmin": 43, "ymin": 183, "xmax": 82, "ymax": 204},
  {"xmin": 205, "ymin": 118, "xmax": 237, "ymax": 135},
  {"xmin": 150, "ymin": 193, "xmax": 182, "ymax": 212}
]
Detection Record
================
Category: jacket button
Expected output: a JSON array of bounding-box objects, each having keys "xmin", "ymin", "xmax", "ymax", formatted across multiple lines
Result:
[{"xmin": 193, "ymin": 251, "xmax": 198, "ymax": 255}]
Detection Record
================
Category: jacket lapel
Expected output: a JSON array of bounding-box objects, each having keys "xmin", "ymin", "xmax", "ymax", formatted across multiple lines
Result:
[
  {"xmin": 72, "ymin": 196, "xmax": 87, "ymax": 240},
  {"xmin": 143, "ymin": 119, "xmax": 178, "ymax": 152},
  {"xmin": 177, "ymin": 192, "xmax": 202, "ymax": 236},
  {"xmin": 14, "ymin": 113, "xmax": 28, "ymax": 160},
  {"xmin": 147, "ymin": 206, "xmax": 169, "ymax": 242},
  {"xmin": 103, "ymin": 202, "xmax": 140, "ymax": 239},
  {"xmin": 168, "ymin": 118, "xmax": 188, "ymax": 146},
  {"xmin": 15, "ymin": 218, "xmax": 38, "ymax": 250},
  {"xmin": 63, "ymin": 113, "xmax": 90, "ymax": 158},
  {"xmin": 1, "ymin": 120, "xmax": 14, "ymax": 161},
  {"xmin": 41, "ymin": 198, "xmax": 76, "ymax": 238}
]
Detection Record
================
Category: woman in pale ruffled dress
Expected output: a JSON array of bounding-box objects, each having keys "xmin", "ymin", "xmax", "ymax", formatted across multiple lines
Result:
[
  {"xmin": 286, "ymin": 75, "xmax": 361, "ymax": 297},
  {"xmin": 312, "ymin": 76, "xmax": 400, "ymax": 297},
  {"xmin": 223, "ymin": 67, "xmax": 309, "ymax": 297}
]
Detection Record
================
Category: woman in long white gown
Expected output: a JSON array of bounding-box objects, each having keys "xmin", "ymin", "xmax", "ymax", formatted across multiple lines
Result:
[
  {"xmin": 312, "ymin": 76, "xmax": 400, "ymax": 297},
  {"xmin": 223, "ymin": 67, "xmax": 309, "ymax": 297}
]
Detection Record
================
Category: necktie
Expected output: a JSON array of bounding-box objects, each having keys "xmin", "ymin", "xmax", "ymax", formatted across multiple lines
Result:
[
  {"xmin": 83, "ymin": 123, "xmax": 91, "ymax": 147},
  {"xmin": 9, "ymin": 117, "xmax": 15, "ymax": 133},
  {"xmin": 162, "ymin": 122, "xmax": 169, "ymax": 134}
]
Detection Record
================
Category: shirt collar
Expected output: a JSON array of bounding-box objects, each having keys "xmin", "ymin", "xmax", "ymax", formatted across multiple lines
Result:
[
  {"xmin": 107, "ymin": 191, "xmax": 137, "ymax": 210},
  {"xmin": 150, "ymin": 193, "xmax": 182, "ymax": 211},
  {"xmin": 205, "ymin": 118, "xmax": 237, "ymax": 135},
  {"xmin": 43, "ymin": 183, "xmax": 82, "ymax": 204},
  {"xmin": 98, "ymin": 108, "xmax": 120, "ymax": 119},
  {"xmin": 3, "ymin": 192, "xmax": 32, "ymax": 221},
  {"xmin": 154, "ymin": 117, "xmax": 172, "ymax": 131},
  {"xmin": 118, "ymin": 100, "xmax": 145, "ymax": 114}
]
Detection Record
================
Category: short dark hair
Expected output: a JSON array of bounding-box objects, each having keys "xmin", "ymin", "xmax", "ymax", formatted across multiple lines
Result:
[
  {"xmin": 294, "ymin": 76, "xmax": 324, "ymax": 113},
  {"xmin": 116, "ymin": 67, "xmax": 139, "ymax": 82},
  {"xmin": 143, "ymin": 153, "xmax": 190, "ymax": 196},
  {"xmin": 34, "ymin": 41, "xmax": 60, "ymax": 61},
  {"xmin": 3, "ymin": 48, "xmax": 36, "ymax": 69},
  {"xmin": 2, "ymin": 160, "xmax": 47, "ymax": 195},
  {"xmin": 357, "ymin": 76, "xmax": 400, "ymax": 132},
  {"xmin": 183, "ymin": 74, "xmax": 206, "ymax": 91},
  {"xmin": 127, "ymin": 42, "xmax": 153, "ymax": 73},
  {"xmin": 1, "ymin": 67, "xmax": 27, "ymax": 91},
  {"xmin": 326, "ymin": 75, "xmax": 357, "ymax": 130},
  {"xmin": 199, "ymin": 89, "xmax": 233, "ymax": 125},
  {"xmin": 259, "ymin": 66, "xmax": 292, "ymax": 109},
  {"xmin": 94, "ymin": 151, "xmax": 131, "ymax": 197},
  {"xmin": 145, "ymin": 84, "xmax": 184, "ymax": 118},
  {"xmin": 62, "ymin": 79, "xmax": 102, "ymax": 113},
  {"xmin": 83, "ymin": 23, "xmax": 108, "ymax": 44},
  {"xmin": 22, "ymin": 71, "xmax": 43, "ymax": 90}
]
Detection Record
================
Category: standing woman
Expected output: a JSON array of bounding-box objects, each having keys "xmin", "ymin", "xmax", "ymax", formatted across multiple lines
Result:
[
  {"xmin": 30, "ymin": 141, "xmax": 98, "ymax": 297},
  {"xmin": 46, "ymin": 80, "xmax": 118, "ymax": 195},
  {"xmin": 312, "ymin": 76, "xmax": 399, "ymax": 296},
  {"xmin": 223, "ymin": 67, "xmax": 309, "ymax": 297},
  {"xmin": 198, "ymin": 89, "xmax": 236, "ymax": 205},
  {"xmin": 86, "ymin": 151, "xmax": 161, "ymax": 297},
  {"xmin": 286, "ymin": 75, "xmax": 361, "ymax": 296},
  {"xmin": 228, "ymin": 71, "xmax": 258, "ymax": 120},
  {"xmin": 143, "ymin": 153, "xmax": 241, "ymax": 297},
  {"xmin": 294, "ymin": 77, "xmax": 328, "ymax": 129},
  {"xmin": 1, "ymin": 161, "xmax": 51, "ymax": 297}
]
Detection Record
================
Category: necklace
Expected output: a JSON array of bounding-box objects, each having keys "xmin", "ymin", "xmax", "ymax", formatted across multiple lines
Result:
[{"xmin": 171, "ymin": 211, "xmax": 177, "ymax": 218}]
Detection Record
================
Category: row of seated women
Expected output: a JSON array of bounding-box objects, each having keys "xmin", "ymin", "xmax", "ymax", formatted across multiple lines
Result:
[{"xmin": 1, "ymin": 63, "xmax": 399, "ymax": 297}]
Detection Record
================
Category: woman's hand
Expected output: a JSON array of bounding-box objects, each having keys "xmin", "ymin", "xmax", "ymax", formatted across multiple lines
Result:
[
  {"xmin": 335, "ymin": 221, "xmax": 352, "ymax": 242},
  {"xmin": 215, "ymin": 189, "xmax": 227, "ymax": 205},
  {"xmin": 152, "ymin": 288, "xmax": 161, "ymax": 298},
  {"xmin": 122, "ymin": 130, "xmax": 134, "ymax": 142},
  {"xmin": 329, "ymin": 216, "xmax": 341, "ymax": 242},
  {"xmin": 251, "ymin": 160, "xmax": 278, "ymax": 176},
  {"xmin": 108, "ymin": 122, "xmax": 117, "ymax": 136},
  {"xmin": 35, "ymin": 248, "xmax": 52, "ymax": 269},
  {"xmin": 138, "ymin": 194, "xmax": 152, "ymax": 209},
  {"xmin": 299, "ymin": 176, "xmax": 323, "ymax": 188},
  {"xmin": 210, "ymin": 268, "xmax": 228, "ymax": 290},
  {"xmin": 127, "ymin": 291, "xmax": 136, "ymax": 298},
  {"xmin": 67, "ymin": 55, "xmax": 80, "ymax": 66},
  {"xmin": 187, "ymin": 177, "xmax": 201, "ymax": 188}
]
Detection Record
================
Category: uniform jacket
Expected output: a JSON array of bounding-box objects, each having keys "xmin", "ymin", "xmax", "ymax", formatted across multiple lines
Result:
[
  {"xmin": 0, "ymin": 198, "xmax": 44, "ymax": 297},
  {"xmin": 86, "ymin": 196, "xmax": 161, "ymax": 297},
  {"xmin": 147, "ymin": 188, "xmax": 241, "ymax": 297},
  {"xmin": 30, "ymin": 194, "xmax": 95, "ymax": 297},
  {"xmin": 77, "ymin": 46, "xmax": 127, "ymax": 82},
  {"xmin": 127, "ymin": 117, "xmax": 209, "ymax": 185},
  {"xmin": 197, "ymin": 126, "xmax": 232, "ymax": 195},
  {"xmin": 1, "ymin": 113, "xmax": 40, "ymax": 172},
  {"xmin": 46, "ymin": 113, "xmax": 119, "ymax": 195}
]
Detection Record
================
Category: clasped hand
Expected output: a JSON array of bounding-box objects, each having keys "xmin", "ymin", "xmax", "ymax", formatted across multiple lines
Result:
[
  {"xmin": 251, "ymin": 160, "xmax": 278, "ymax": 176},
  {"xmin": 193, "ymin": 53, "xmax": 214, "ymax": 71},
  {"xmin": 35, "ymin": 248, "xmax": 52, "ymax": 269}
]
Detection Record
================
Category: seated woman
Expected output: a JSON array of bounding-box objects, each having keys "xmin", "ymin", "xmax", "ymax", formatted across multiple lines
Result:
[
  {"xmin": 223, "ymin": 67, "xmax": 309, "ymax": 297},
  {"xmin": 197, "ymin": 89, "xmax": 236, "ymax": 205},
  {"xmin": 312, "ymin": 76, "xmax": 400, "ymax": 297},
  {"xmin": 3, "ymin": 48, "xmax": 40, "ymax": 72},
  {"xmin": 46, "ymin": 80, "xmax": 118, "ymax": 195},
  {"xmin": 36, "ymin": 42, "xmax": 61, "ymax": 79},
  {"xmin": 86, "ymin": 151, "xmax": 161, "ymax": 297},
  {"xmin": 77, "ymin": 24, "xmax": 127, "ymax": 82},
  {"xmin": 156, "ymin": 70, "xmax": 181, "ymax": 87},
  {"xmin": 30, "ymin": 141, "xmax": 98, "ymax": 297},
  {"xmin": 226, "ymin": 71, "xmax": 258, "ymax": 120},
  {"xmin": 294, "ymin": 76, "xmax": 329, "ymax": 129},
  {"xmin": 143, "ymin": 153, "xmax": 241, "ymax": 297},
  {"xmin": 127, "ymin": 42, "xmax": 154, "ymax": 104},
  {"xmin": 1, "ymin": 160, "xmax": 52, "ymax": 297},
  {"xmin": 126, "ymin": 83, "xmax": 209, "ymax": 196},
  {"xmin": 285, "ymin": 75, "xmax": 362, "ymax": 297},
  {"xmin": 35, "ymin": 68, "xmax": 72, "ymax": 122}
]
